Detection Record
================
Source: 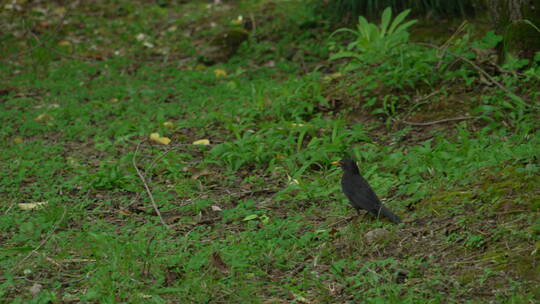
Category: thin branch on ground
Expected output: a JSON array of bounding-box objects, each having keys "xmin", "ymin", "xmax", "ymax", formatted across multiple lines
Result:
[
  {"xmin": 400, "ymin": 89, "xmax": 442, "ymax": 120},
  {"xmin": 13, "ymin": 207, "xmax": 67, "ymax": 271},
  {"xmin": 365, "ymin": 266, "xmax": 390, "ymax": 282},
  {"xmin": 249, "ymin": 12, "xmax": 257, "ymax": 37},
  {"xmin": 132, "ymin": 141, "xmax": 171, "ymax": 230},
  {"xmin": 403, "ymin": 116, "xmax": 477, "ymax": 126},
  {"xmin": 146, "ymin": 146, "xmax": 174, "ymax": 184},
  {"xmin": 418, "ymin": 42, "xmax": 528, "ymax": 107},
  {"xmin": 3, "ymin": 202, "xmax": 16, "ymax": 215},
  {"xmin": 2, "ymin": 11, "xmax": 68, "ymax": 63},
  {"xmin": 326, "ymin": 216, "xmax": 354, "ymax": 228}
]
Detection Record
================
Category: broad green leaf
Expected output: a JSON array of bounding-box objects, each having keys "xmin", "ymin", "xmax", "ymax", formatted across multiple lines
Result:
[
  {"xmin": 329, "ymin": 28, "xmax": 357, "ymax": 38},
  {"xmin": 393, "ymin": 20, "xmax": 418, "ymax": 36},
  {"xmin": 243, "ymin": 214, "xmax": 258, "ymax": 221},
  {"xmin": 380, "ymin": 7, "xmax": 392, "ymax": 37},
  {"xmin": 388, "ymin": 9, "xmax": 412, "ymax": 34}
]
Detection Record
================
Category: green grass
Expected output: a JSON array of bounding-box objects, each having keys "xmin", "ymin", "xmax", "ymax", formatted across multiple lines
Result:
[{"xmin": 1, "ymin": 0, "xmax": 539, "ymax": 303}]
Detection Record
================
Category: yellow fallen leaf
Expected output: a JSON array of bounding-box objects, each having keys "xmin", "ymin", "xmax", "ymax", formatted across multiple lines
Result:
[
  {"xmin": 149, "ymin": 133, "xmax": 171, "ymax": 145},
  {"xmin": 53, "ymin": 7, "xmax": 66, "ymax": 15},
  {"xmin": 156, "ymin": 137, "xmax": 171, "ymax": 145},
  {"xmin": 29, "ymin": 283, "xmax": 42, "ymax": 296},
  {"xmin": 118, "ymin": 209, "xmax": 133, "ymax": 216},
  {"xmin": 66, "ymin": 157, "xmax": 81, "ymax": 168},
  {"xmin": 231, "ymin": 15, "xmax": 243, "ymax": 25},
  {"xmin": 214, "ymin": 69, "xmax": 227, "ymax": 78},
  {"xmin": 195, "ymin": 65, "xmax": 206, "ymax": 71},
  {"xmin": 58, "ymin": 40, "xmax": 71, "ymax": 47},
  {"xmin": 287, "ymin": 174, "xmax": 299, "ymax": 185},
  {"xmin": 192, "ymin": 139, "xmax": 210, "ymax": 145},
  {"xmin": 163, "ymin": 121, "xmax": 174, "ymax": 129},
  {"xmin": 136, "ymin": 33, "xmax": 147, "ymax": 41},
  {"xmin": 323, "ymin": 72, "xmax": 343, "ymax": 82},
  {"xmin": 191, "ymin": 168, "xmax": 211, "ymax": 180},
  {"xmin": 96, "ymin": 27, "xmax": 107, "ymax": 35},
  {"xmin": 140, "ymin": 294, "xmax": 152, "ymax": 299},
  {"xmin": 34, "ymin": 113, "xmax": 53, "ymax": 122},
  {"xmin": 18, "ymin": 201, "xmax": 48, "ymax": 210},
  {"xmin": 13, "ymin": 136, "xmax": 23, "ymax": 144}
]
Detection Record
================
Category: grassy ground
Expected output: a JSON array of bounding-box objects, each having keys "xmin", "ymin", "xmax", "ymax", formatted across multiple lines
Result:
[{"xmin": 1, "ymin": 1, "xmax": 539, "ymax": 303}]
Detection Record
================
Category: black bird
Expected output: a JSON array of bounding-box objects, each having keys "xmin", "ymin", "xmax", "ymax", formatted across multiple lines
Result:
[{"xmin": 333, "ymin": 158, "xmax": 401, "ymax": 223}]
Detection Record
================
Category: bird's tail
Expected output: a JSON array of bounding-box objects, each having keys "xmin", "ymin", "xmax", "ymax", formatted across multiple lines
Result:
[{"xmin": 376, "ymin": 205, "xmax": 401, "ymax": 223}]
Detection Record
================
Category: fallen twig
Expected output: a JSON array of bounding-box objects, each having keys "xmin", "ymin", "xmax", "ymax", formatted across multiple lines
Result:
[
  {"xmin": 417, "ymin": 42, "xmax": 528, "ymax": 107},
  {"xmin": 402, "ymin": 116, "xmax": 477, "ymax": 126},
  {"xmin": 495, "ymin": 209, "xmax": 529, "ymax": 215},
  {"xmin": 13, "ymin": 207, "xmax": 67, "ymax": 271},
  {"xmin": 2, "ymin": 12, "xmax": 67, "ymax": 63},
  {"xmin": 326, "ymin": 216, "xmax": 355, "ymax": 228},
  {"xmin": 146, "ymin": 146, "xmax": 174, "ymax": 185},
  {"xmin": 132, "ymin": 142, "xmax": 171, "ymax": 230}
]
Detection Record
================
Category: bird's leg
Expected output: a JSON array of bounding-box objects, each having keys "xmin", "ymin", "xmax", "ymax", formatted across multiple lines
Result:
[
  {"xmin": 347, "ymin": 209, "xmax": 360, "ymax": 222},
  {"xmin": 376, "ymin": 206, "xmax": 382, "ymax": 220},
  {"xmin": 353, "ymin": 209, "xmax": 366, "ymax": 222}
]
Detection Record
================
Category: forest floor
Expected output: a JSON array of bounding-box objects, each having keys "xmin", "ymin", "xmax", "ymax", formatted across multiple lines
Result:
[{"xmin": 1, "ymin": 1, "xmax": 539, "ymax": 303}]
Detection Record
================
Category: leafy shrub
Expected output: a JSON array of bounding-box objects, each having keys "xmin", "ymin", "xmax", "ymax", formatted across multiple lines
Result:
[{"xmin": 329, "ymin": 7, "xmax": 417, "ymax": 68}]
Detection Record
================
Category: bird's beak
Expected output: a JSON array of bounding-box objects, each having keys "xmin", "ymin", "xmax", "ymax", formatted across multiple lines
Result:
[{"xmin": 331, "ymin": 160, "xmax": 342, "ymax": 166}]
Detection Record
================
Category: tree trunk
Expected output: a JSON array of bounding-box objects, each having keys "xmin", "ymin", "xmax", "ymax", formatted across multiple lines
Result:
[{"xmin": 486, "ymin": 0, "xmax": 540, "ymax": 61}]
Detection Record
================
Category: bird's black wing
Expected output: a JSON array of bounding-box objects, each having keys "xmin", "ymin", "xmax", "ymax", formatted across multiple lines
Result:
[
  {"xmin": 342, "ymin": 173, "xmax": 382, "ymax": 213},
  {"xmin": 342, "ymin": 173, "xmax": 401, "ymax": 223}
]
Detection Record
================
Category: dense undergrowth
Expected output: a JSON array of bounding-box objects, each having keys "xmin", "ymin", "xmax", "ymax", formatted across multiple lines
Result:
[{"xmin": 0, "ymin": 0, "xmax": 539, "ymax": 303}]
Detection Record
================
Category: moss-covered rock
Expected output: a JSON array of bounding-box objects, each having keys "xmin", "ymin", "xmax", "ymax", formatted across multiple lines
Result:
[
  {"xmin": 486, "ymin": 0, "xmax": 540, "ymax": 61},
  {"xmin": 199, "ymin": 28, "xmax": 249, "ymax": 64}
]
